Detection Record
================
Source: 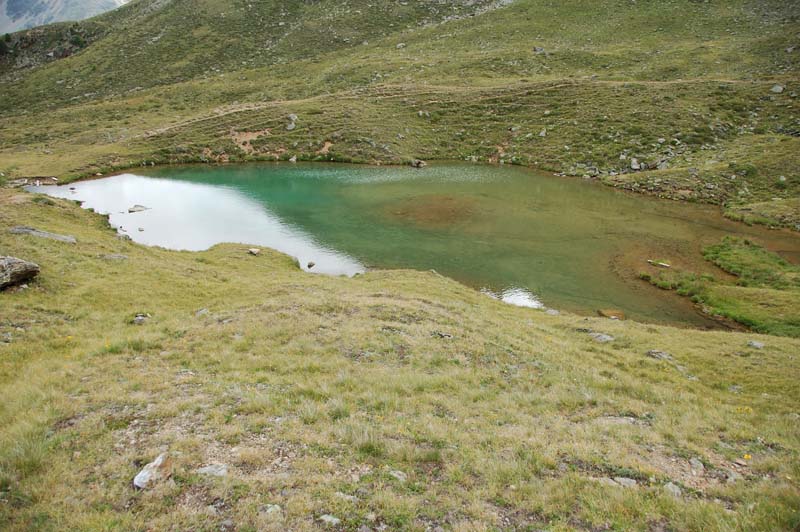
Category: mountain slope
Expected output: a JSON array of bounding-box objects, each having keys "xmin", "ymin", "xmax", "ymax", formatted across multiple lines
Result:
[
  {"xmin": 0, "ymin": 0, "xmax": 798, "ymax": 230},
  {"xmin": 0, "ymin": 0, "xmax": 126, "ymax": 34}
]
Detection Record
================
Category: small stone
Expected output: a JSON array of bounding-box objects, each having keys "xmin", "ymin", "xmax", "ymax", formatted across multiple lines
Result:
[
  {"xmin": 197, "ymin": 463, "xmax": 228, "ymax": 477},
  {"xmin": 664, "ymin": 482, "xmax": 682, "ymax": 497},
  {"xmin": 133, "ymin": 313, "xmax": 149, "ymax": 325},
  {"xmin": 128, "ymin": 205, "xmax": 148, "ymax": 213},
  {"xmin": 726, "ymin": 470, "xmax": 743, "ymax": 483},
  {"xmin": 289, "ymin": 155, "xmax": 297, "ymax": 163},
  {"xmin": 545, "ymin": 309, "xmax": 560, "ymax": 316},
  {"xmin": 334, "ymin": 491, "xmax": 358, "ymax": 502},
  {"xmin": 396, "ymin": 42, "xmax": 406, "ymax": 49},
  {"xmin": 411, "ymin": 159, "xmax": 427, "ymax": 168},
  {"xmin": 589, "ymin": 332, "xmax": 614, "ymax": 343},
  {"xmin": 646, "ymin": 350, "xmax": 673, "ymax": 361},
  {"xmin": 319, "ymin": 514, "xmax": 341, "ymax": 526},
  {"xmin": 102, "ymin": 254, "xmax": 128, "ymax": 261},
  {"xmin": 598, "ymin": 477, "xmax": 619, "ymax": 487},
  {"xmin": 539, "ymin": 128, "xmax": 547, "ymax": 137},
  {"xmin": 747, "ymin": 340, "xmax": 764, "ymax": 349},
  {"xmin": 770, "ymin": 84, "xmax": 785, "ymax": 94},
  {"xmin": 307, "ymin": 261, "xmax": 316, "ymax": 269},
  {"xmin": 389, "ymin": 470, "xmax": 407, "ymax": 482},
  {"xmin": 220, "ymin": 519, "xmax": 234, "ymax": 531},
  {"xmin": 533, "ymin": 46, "xmax": 545, "ymax": 54},
  {"xmin": 133, "ymin": 453, "xmax": 171, "ymax": 489},
  {"xmin": 196, "ymin": 308, "xmax": 210, "ymax": 317},
  {"xmin": 689, "ymin": 457, "xmax": 705, "ymax": 474},
  {"xmin": 613, "ymin": 477, "xmax": 637, "ymax": 488},
  {"xmin": 286, "ymin": 122, "xmax": 296, "ymax": 131},
  {"xmin": 261, "ymin": 504, "xmax": 282, "ymax": 517},
  {"xmin": 630, "ymin": 158, "xmax": 641, "ymax": 170},
  {"xmin": 248, "ymin": 248, "xmax": 260, "ymax": 256}
]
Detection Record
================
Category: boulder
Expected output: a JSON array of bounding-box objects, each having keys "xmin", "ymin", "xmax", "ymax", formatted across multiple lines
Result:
[
  {"xmin": 9, "ymin": 226, "xmax": 76, "ymax": 244},
  {"xmin": 248, "ymin": 248, "xmax": 261, "ymax": 256},
  {"xmin": 1, "ymin": 256, "xmax": 40, "ymax": 290},
  {"xmin": 664, "ymin": 482, "xmax": 682, "ymax": 497},
  {"xmin": 411, "ymin": 159, "xmax": 427, "ymax": 168}
]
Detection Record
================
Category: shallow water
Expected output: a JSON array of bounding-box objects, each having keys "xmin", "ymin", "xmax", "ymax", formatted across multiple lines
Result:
[{"xmin": 30, "ymin": 162, "xmax": 800, "ymax": 327}]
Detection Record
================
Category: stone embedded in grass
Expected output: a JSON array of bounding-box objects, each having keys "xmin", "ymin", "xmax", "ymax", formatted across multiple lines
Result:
[
  {"xmin": 133, "ymin": 313, "xmax": 150, "ymax": 325},
  {"xmin": 589, "ymin": 332, "xmax": 614, "ymax": 343},
  {"xmin": 319, "ymin": 514, "xmax": 341, "ymax": 526},
  {"xmin": 646, "ymin": 350, "xmax": 673, "ymax": 361},
  {"xmin": 770, "ymin": 84, "xmax": 785, "ymax": 94},
  {"xmin": 197, "ymin": 463, "xmax": 228, "ymax": 477},
  {"xmin": 195, "ymin": 308, "xmax": 210, "ymax": 317},
  {"xmin": 247, "ymin": 248, "xmax": 261, "ymax": 256},
  {"xmin": 689, "ymin": 457, "xmax": 705, "ymax": 474},
  {"xmin": 388, "ymin": 469, "xmax": 407, "ymax": 482},
  {"xmin": 1, "ymin": 256, "xmax": 40, "ymax": 290},
  {"xmin": 747, "ymin": 340, "xmax": 764, "ymax": 349},
  {"xmin": 613, "ymin": 477, "xmax": 637, "ymax": 488},
  {"xmin": 9, "ymin": 225, "xmax": 76, "ymax": 244},
  {"xmin": 102, "ymin": 254, "xmax": 128, "ymax": 261},
  {"xmin": 664, "ymin": 481, "xmax": 682, "ymax": 497},
  {"xmin": 133, "ymin": 452, "xmax": 172, "ymax": 489}
]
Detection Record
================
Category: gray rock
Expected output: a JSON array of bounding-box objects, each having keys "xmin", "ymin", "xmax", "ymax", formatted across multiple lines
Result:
[
  {"xmin": 726, "ymin": 469, "xmax": 743, "ymax": 483},
  {"xmin": 319, "ymin": 514, "xmax": 341, "ymax": 526},
  {"xmin": 221, "ymin": 519, "xmax": 234, "ymax": 531},
  {"xmin": 689, "ymin": 457, "xmax": 705, "ymax": 474},
  {"xmin": 533, "ymin": 46, "xmax": 546, "ymax": 54},
  {"xmin": 589, "ymin": 332, "xmax": 614, "ymax": 343},
  {"xmin": 9, "ymin": 226, "xmax": 76, "ymax": 244},
  {"xmin": 613, "ymin": 477, "xmax": 637, "ymax": 488},
  {"xmin": 247, "ymin": 248, "xmax": 261, "ymax": 256},
  {"xmin": 770, "ymin": 84, "xmax": 785, "ymax": 94},
  {"xmin": 334, "ymin": 491, "xmax": 358, "ymax": 502},
  {"xmin": 630, "ymin": 158, "xmax": 641, "ymax": 170},
  {"xmin": 597, "ymin": 477, "xmax": 619, "ymax": 487},
  {"xmin": 196, "ymin": 308, "xmax": 210, "ymax": 317},
  {"xmin": 133, "ymin": 453, "xmax": 171, "ymax": 489},
  {"xmin": 747, "ymin": 340, "xmax": 764, "ymax": 349},
  {"xmin": 664, "ymin": 482, "xmax": 682, "ymax": 497},
  {"xmin": 389, "ymin": 469, "xmax": 407, "ymax": 482},
  {"xmin": 133, "ymin": 313, "xmax": 150, "ymax": 325},
  {"xmin": 545, "ymin": 309, "xmax": 560, "ymax": 316},
  {"xmin": 286, "ymin": 122, "xmax": 296, "ymax": 131},
  {"xmin": 411, "ymin": 159, "xmax": 427, "ymax": 168},
  {"xmin": 197, "ymin": 463, "xmax": 228, "ymax": 477},
  {"xmin": 128, "ymin": 205, "xmax": 149, "ymax": 213},
  {"xmin": 646, "ymin": 350, "xmax": 673, "ymax": 361},
  {"xmin": 102, "ymin": 254, "xmax": 128, "ymax": 261},
  {"xmin": 1, "ymin": 256, "xmax": 40, "ymax": 290}
]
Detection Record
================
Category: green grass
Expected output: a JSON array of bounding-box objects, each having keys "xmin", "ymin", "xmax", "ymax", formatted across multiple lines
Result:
[
  {"xmin": 642, "ymin": 237, "xmax": 800, "ymax": 337},
  {"xmin": 1, "ymin": 189, "xmax": 800, "ymax": 530}
]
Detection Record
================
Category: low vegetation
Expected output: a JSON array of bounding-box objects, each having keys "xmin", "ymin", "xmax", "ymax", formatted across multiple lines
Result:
[
  {"xmin": 641, "ymin": 237, "xmax": 800, "ymax": 337},
  {"xmin": 2, "ymin": 189, "xmax": 800, "ymax": 531}
]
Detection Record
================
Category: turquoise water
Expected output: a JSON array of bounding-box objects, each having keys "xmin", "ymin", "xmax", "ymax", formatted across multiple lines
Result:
[{"xmin": 31, "ymin": 162, "xmax": 800, "ymax": 327}]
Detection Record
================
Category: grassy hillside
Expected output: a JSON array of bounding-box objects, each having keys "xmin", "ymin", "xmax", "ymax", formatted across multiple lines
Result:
[
  {"xmin": 2, "ymin": 189, "xmax": 800, "ymax": 531},
  {"xmin": 1, "ymin": 0, "xmax": 799, "ymax": 226}
]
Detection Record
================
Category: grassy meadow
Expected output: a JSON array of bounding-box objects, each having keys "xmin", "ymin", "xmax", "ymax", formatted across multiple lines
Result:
[{"xmin": 1, "ymin": 0, "xmax": 800, "ymax": 530}]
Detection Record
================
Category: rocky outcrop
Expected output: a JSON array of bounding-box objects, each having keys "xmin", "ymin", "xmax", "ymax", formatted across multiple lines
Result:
[
  {"xmin": 9, "ymin": 226, "xmax": 76, "ymax": 243},
  {"xmin": 0, "ymin": 256, "xmax": 40, "ymax": 290}
]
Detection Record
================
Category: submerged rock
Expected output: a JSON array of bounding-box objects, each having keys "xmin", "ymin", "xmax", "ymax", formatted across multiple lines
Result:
[
  {"xmin": 597, "ymin": 309, "xmax": 625, "ymax": 320},
  {"xmin": 1, "ymin": 256, "xmax": 40, "ymax": 290},
  {"xmin": 9, "ymin": 226, "xmax": 76, "ymax": 244},
  {"xmin": 133, "ymin": 453, "xmax": 171, "ymax": 489}
]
